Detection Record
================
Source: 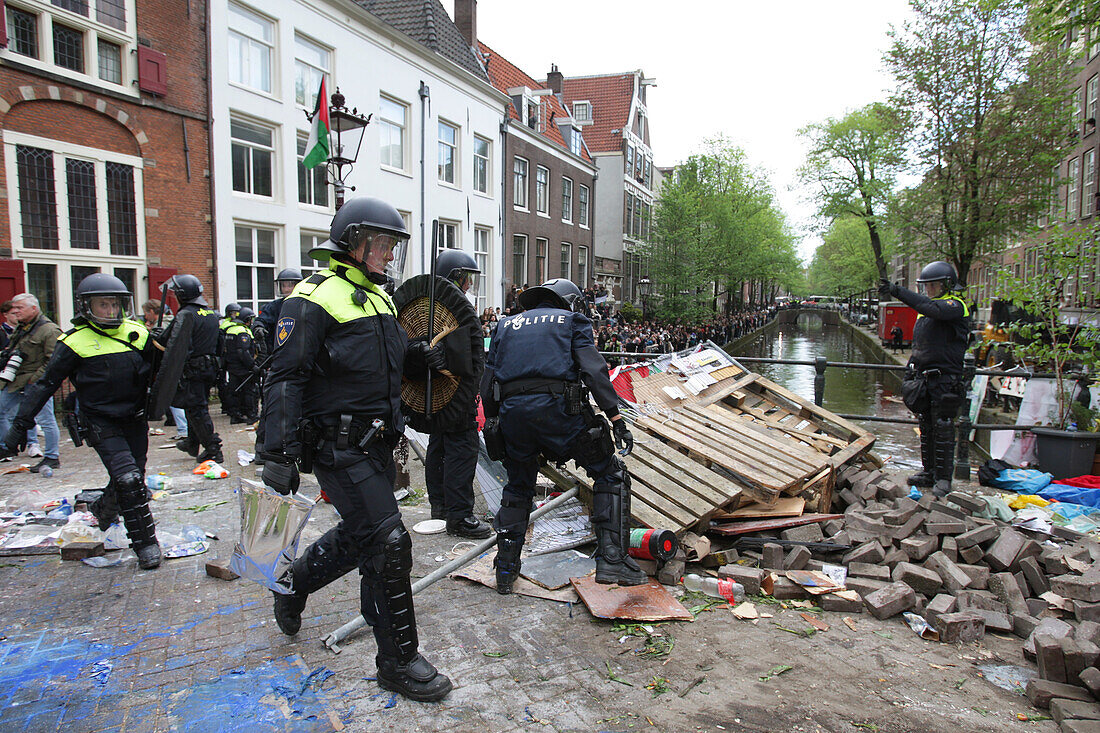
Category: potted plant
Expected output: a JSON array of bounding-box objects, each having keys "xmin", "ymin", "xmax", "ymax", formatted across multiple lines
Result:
[{"xmin": 995, "ymin": 222, "xmax": 1100, "ymax": 479}]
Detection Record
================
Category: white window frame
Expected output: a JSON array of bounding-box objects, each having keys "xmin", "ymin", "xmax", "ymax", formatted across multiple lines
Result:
[
  {"xmin": 572, "ymin": 100, "xmax": 591, "ymax": 122},
  {"xmin": 535, "ymin": 165, "xmax": 550, "ymax": 216},
  {"xmin": 513, "ymin": 156, "xmax": 529, "ymax": 210},
  {"xmin": 474, "ymin": 226, "xmax": 491, "ymax": 312},
  {"xmin": 437, "ymin": 119, "xmax": 459, "ymax": 186},
  {"xmin": 1069, "ymin": 157, "xmax": 1081, "ymax": 220},
  {"xmin": 560, "ymin": 242, "xmax": 571, "ymax": 280},
  {"xmin": 1088, "ymin": 76, "xmax": 1099, "ymax": 127},
  {"xmin": 578, "ymin": 184, "xmax": 590, "ymax": 228},
  {"xmin": 473, "ymin": 135, "xmax": 491, "ymax": 195},
  {"xmin": 512, "ymin": 234, "xmax": 527, "ymax": 287},
  {"xmin": 1, "ymin": 0, "xmax": 137, "ymax": 94},
  {"xmin": 296, "ymin": 131, "xmax": 330, "ymax": 211},
  {"xmin": 436, "ymin": 220, "xmax": 459, "ymax": 254},
  {"xmin": 231, "ymin": 115, "xmax": 277, "ymax": 200},
  {"xmin": 234, "ymin": 222, "xmax": 279, "ymax": 311},
  {"xmin": 1075, "ymin": 87, "xmax": 1085, "ymax": 129},
  {"xmin": 535, "ymin": 237, "xmax": 548, "ymax": 282},
  {"xmin": 569, "ymin": 127, "xmax": 583, "ymax": 157},
  {"xmin": 577, "ymin": 245, "xmax": 589, "ymax": 288},
  {"xmin": 4, "ymin": 130, "xmax": 146, "ymax": 325},
  {"xmin": 378, "ymin": 94, "xmax": 409, "ymax": 174},
  {"xmin": 293, "ymin": 32, "xmax": 330, "ymax": 110},
  {"xmin": 561, "ymin": 176, "xmax": 573, "ymax": 223},
  {"xmin": 1085, "ymin": 149, "xmax": 1096, "ymax": 218},
  {"xmin": 228, "ymin": 2, "xmax": 275, "ymax": 96},
  {"xmin": 299, "ymin": 230, "xmax": 327, "ymax": 278}
]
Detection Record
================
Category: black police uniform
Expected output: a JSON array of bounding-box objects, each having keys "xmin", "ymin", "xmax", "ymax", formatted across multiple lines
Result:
[
  {"xmin": 262, "ymin": 259, "xmax": 444, "ymax": 693},
  {"xmin": 3, "ymin": 318, "xmax": 160, "ymax": 564},
  {"xmin": 254, "ymin": 297, "xmax": 285, "ymax": 356},
  {"xmin": 893, "ymin": 286, "xmax": 971, "ymax": 493},
  {"xmin": 423, "ymin": 282, "xmax": 486, "ymax": 533},
  {"xmin": 480, "ymin": 291, "xmax": 644, "ymax": 590},
  {"xmin": 224, "ymin": 319, "xmax": 260, "ymax": 422},
  {"xmin": 161, "ymin": 302, "xmax": 222, "ymax": 462}
]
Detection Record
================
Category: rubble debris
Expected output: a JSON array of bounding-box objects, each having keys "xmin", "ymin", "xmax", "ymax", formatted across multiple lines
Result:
[
  {"xmin": 60, "ymin": 542, "xmax": 104, "ymax": 561},
  {"xmin": 571, "ymin": 576, "xmax": 693, "ymax": 622}
]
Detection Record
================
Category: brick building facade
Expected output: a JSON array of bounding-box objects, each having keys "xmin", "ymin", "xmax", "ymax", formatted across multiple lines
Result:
[{"xmin": 0, "ymin": 0, "xmax": 212, "ymax": 324}]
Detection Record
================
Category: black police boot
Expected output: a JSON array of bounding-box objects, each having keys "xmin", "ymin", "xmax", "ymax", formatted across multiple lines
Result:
[
  {"xmin": 197, "ymin": 445, "xmax": 224, "ymax": 464},
  {"xmin": 907, "ymin": 417, "xmax": 936, "ymax": 488},
  {"xmin": 274, "ymin": 528, "xmax": 361, "ymax": 635},
  {"xmin": 447, "ymin": 515, "xmax": 492, "ymax": 539},
  {"xmin": 932, "ymin": 417, "xmax": 956, "ymax": 499},
  {"xmin": 430, "ymin": 507, "xmax": 445, "ymax": 520},
  {"xmin": 493, "ymin": 532, "xmax": 524, "ymax": 595},
  {"xmin": 593, "ymin": 466, "xmax": 647, "ymax": 586},
  {"xmin": 176, "ymin": 436, "xmax": 200, "ymax": 457},
  {"xmin": 273, "ymin": 590, "xmax": 308, "ymax": 636},
  {"xmin": 376, "ymin": 652, "xmax": 453, "ymax": 703},
  {"xmin": 89, "ymin": 482, "xmax": 119, "ymax": 531},
  {"xmin": 117, "ymin": 471, "xmax": 160, "ymax": 570}
]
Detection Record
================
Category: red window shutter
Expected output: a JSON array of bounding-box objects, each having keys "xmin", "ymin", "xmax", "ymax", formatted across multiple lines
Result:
[
  {"xmin": 147, "ymin": 266, "xmax": 178, "ymax": 309},
  {"xmin": 0, "ymin": 0, "xmax": 8, "ymax": 49},
  {"xmin": 137, "ymin": 46, "xmax": 167, "ymax": 96}
]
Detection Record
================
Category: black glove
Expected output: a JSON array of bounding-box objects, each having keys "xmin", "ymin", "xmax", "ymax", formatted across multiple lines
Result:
[
  {"xmin": 423, "ymin": 343, "xmax": 446, "ymax": 371},
  {"xmin": 2, "ymin": 423, "xmax": 29, "ymax": 456},
  {"xmin": 612, "ymin": 419, "xmax": 634, "ymax": 456},
  {"xmin": 261, "ymin": 457, "xmax": 299, "ymax": 495},
  {"xmin": 878, "ymin": 279, "xmax": 899, "ymax": 299}
]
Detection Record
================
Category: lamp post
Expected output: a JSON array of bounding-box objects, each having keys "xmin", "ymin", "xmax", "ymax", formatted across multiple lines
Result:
[
  {"xmin": 637, "ymin": 275, "xmax": 651, "ymax": 321},
  {"xmin": 307, "ymin": 87, "xmax": 371, "ymax": 210}
]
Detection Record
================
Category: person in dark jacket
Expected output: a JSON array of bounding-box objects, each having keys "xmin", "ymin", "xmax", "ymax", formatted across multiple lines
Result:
[
  {"xmin": 423, "ymin": 249, "xmax": 490, "ymax": 538},
  {"xmin": 480, "ymin": 278, "xmax": 644, "ymax": 594},
  {"xmin": 224, "ymin": 307, "xmax": 260, "ymax": 423},
  {"xmin": 0, "ymin": 275, "xmax": 161, "ymax": 568},
  {"xmin": 253, "ymin": 269, "xmax": 303, "ymax": 355},
  {"xmin": 881, "ymin": 261, "xmax": 972, "ymax": 497},
  {"xmin": 260, "ymin": 196, "xmax": 452, "ymax": 703},
  {"xmin": 158, "ymin": 275, "xmax": 223, "ymax": 464}
]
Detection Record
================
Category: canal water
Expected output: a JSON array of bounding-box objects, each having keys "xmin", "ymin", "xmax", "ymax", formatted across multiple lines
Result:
[{"xmin": 730, "ymin": 319, "xmax": 920, "ymax": 470}]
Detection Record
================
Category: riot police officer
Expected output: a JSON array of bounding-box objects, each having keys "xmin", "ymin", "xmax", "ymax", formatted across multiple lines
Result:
[
  {"xmin": 160, "ymin": 274, "xmax": 223, "ymax": 464},
  {"xmin": 880, "ymin": 261, "xmax": 971, "ymax": 497},
  {"xmin": 481, "ymin": 278, "xmax": 645, "ymax": 594},
  {"xmin": 254, "ymin": 268, "xmax": 304, "ymax": 355},
  {"xmin": 0, "ymin": 274, "xmax": 161, "ymax": 568},
  {"xmin": 217, "ymin": 302, "xmax": 242, "ymax": 413},
  {"xmin": 260, "ymin": 196, "xmax": 452, "ymax": 702},
  {"xmin": 423, "ymin": 249, "xmax": 491, "ymax": 538},
  {"xmin": 224, "ymin": 307, "xmax": 260, "ymax": 424}
]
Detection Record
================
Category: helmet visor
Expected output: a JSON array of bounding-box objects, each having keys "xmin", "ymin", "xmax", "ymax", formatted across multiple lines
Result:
[
  {"xmin": 81, "ymin": 294, "xmax": 132, "ymax": 328},
  {"xmin": 455, "ymin": 270, "xmax": 479, "ymax": 294},
  {"xmin": 385, "ymin": 237, "xmax": 409, "ymax": 286}
]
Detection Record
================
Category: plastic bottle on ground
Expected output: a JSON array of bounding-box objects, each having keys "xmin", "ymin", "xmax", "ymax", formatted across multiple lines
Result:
[
  {"xmin": 39, "ymin": 466, "xmax": 53, "ymax": 478},
  {"xmin": 682, "ymin": 573, "xmax": 746, "ymax": 603}
]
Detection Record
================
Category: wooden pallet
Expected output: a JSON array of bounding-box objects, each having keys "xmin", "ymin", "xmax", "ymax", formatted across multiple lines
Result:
[{"xmin": 539, "ymin": 439, "xmax": 744, "ymax": 535}]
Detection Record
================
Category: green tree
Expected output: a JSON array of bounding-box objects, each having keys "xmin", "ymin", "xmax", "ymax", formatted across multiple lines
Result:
[
  {"xmin": 799, "ymin": 102, "xmax": 908, "ymax": 280},
  {"xmin": 886, "ymin": 0, "xmax": 1072, "ymax": 284},
  {"xmin": 807, "ymin": 216, "xmax": 887, "ymax": 295}
]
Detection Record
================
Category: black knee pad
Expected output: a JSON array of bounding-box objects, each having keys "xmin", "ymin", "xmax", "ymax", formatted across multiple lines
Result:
[
  {"xmin": 382, "ymin": 524, "xmax": 413, "ymax": 579},
  {"xmin": 115, "ymin": 470, "xmax": 144, "ymax": 501},
  {"xmin": 934, "ymin": 417, "xmax": 955, "ymax": 439}
]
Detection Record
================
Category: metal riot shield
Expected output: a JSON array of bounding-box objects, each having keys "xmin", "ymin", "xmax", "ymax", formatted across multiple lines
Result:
[
  {"xmin": 230, "ymin": 479, "xmax": 315, "ymax": 594},
  {"xmin": 146, "ymin": 310, "xmax": 193, "ymax": 420}
]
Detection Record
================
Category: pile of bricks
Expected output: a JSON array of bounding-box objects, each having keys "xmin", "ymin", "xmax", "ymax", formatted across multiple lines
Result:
[{"xmin": 702, "ymin": 465, "xmax": 1100, "ymax": 729}]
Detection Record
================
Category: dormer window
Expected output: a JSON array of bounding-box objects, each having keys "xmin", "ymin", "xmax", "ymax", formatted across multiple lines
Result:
[
  {"xmin": 508, "ymin": 86, "xmax": 543, "ymax": 131},
  {"xmin": 573, "ymin": 101, "xmax": 591, "ymax": 122}
]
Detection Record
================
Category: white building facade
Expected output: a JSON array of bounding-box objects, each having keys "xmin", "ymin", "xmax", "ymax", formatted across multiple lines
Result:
[{"xmin": 209, "ymin": 0, "xmax": 508, "ymax": 313}]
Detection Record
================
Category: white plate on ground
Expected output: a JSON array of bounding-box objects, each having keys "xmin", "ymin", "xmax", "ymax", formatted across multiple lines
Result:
[{"xmin": 412, "ymin": 519, "xmax": 446, "ymax": 535}]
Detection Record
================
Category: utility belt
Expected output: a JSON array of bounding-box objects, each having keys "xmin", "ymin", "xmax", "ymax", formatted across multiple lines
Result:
[
  {"xmin": 495, "ymin": 378, "xmax": 587, "ymax": 415},
  {"xmin": 296, "ymin": 413, "xmax": 389, "ymax": 473},
  {"xmin": 183, "ymin": 353, "xmax": 218, "ymax": 379},
  {"xmin": 70, "ymin": 409, "xmax": 145, "ymax": 448}
]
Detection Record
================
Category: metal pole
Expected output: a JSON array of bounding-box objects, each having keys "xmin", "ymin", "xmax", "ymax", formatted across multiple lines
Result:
[
  {"xmin": 955, "ymin": 353, "xmax": 977, "ymax": 481},
  {"xmin": 321, "ymin": 486, "xmax": 580, "ymax": 653},
  {"xmin": 813, "ymin": 356, "xmax": 827, "ymax": 407}
]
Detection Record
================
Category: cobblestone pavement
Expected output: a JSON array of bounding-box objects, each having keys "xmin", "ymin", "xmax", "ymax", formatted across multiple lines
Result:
[{"xmin": 0, "ymin": 413, "xmax": 1055, "ymax": 733}]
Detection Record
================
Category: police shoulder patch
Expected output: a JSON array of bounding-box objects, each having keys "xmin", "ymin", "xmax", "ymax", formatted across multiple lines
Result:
[{"xmin": 275, "ymin": 317, "xmax": 294, "ymax": 348}]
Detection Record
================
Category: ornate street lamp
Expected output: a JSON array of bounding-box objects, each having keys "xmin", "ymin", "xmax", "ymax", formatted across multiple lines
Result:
[
  {"xmin": 306, "ymin": 87, "xmax": 372, "ymax": 210},
  {"xmin": 637, "ymin": 275, "xmax": 651, "ymax": 321}
]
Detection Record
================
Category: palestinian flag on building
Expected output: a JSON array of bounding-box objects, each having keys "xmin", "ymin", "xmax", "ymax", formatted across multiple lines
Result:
[{"xmin": 303, "ymin": 78, "xmax": 330, "ymax": 169}]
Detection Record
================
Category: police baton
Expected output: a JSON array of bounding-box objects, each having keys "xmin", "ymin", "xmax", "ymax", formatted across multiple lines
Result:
[
  {"xmin": 424, "ymin": 219, "xmax": 439, "ymax": 420},
  {"xmin": 232, "ymin": 352, "xmax": 275, "ymax": 393}
]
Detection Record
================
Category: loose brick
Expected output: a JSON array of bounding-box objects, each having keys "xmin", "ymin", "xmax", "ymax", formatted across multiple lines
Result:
[
  {"xmin": 822, "ymin": 519, "xmax": 844, "ymax": 536},
  {"xmin": 845, "ymin": 576, "xmax": 890, "ymax": 599},
  {"xmin": 884, "ymin": 500, "xmax": 920, "ymax": 526},
  {"xmin": 972, "ymin": 609, "xmax": 1013, "ymax": 634},
  {"xmin": 781, "ymin": 523, "xmax": 824, "ymax": 543},
  {"xmin": 1060, "ymin": 721, "xmax": 1100, "ymax": 733},
  {"xmin": 204, "ymin": 561, "xmax": 239, "ymax": 581},
  {"xmin": 989, "ymin": 572, "xmax": 1030, "ymax": 616},
  {"xmin": 1014, "ymin": 614, "xmax": 1041, "ymax": 639},
  {"xmin": 1080, "ymin": 667, "xmax": 1100, "ymax": 698},
  {"xmin": 849, "ymin": 562, "xmax": 892, "ymax": 581},
  {"xmin": 1044, "ymin": 549, "xmax": 1073, "ymax": 575},
  {"xmin": 821, "ymin": 590, "xmax": 864, "ymax": 613},
  {"xmin": 955, "ymin": 590, "xmax": 1008, "ymax": 613},
  {"xmin": 956, "ymin": 524, "xmax": 1000, "ymax": 549},
  {"xmin": 882, "ymin": 547, "xmax": 909, "ymax": 568},
  {"xmin": 862, "ymin": 581, "xmax": 917, "ymax": 620},
  {"xmin": 1027, "ymin": 619, "xmax": 1076, "ymax": 660},
  {"xmin": 1020, "ymin": 556, "xmax": 1051, "ymax": 596},
  {"xmin": 888, "ymin": 513, "xmax": 927, "ymax": 542},
  {"xmin": 926, "ymin": 551, "xmax": 973, "ymax": 593},
  {"xmin": 1052, "ymin": 699, "xmax": 1100, "ymax": 726},
  {"xmin": 986, "ymin": 528, "xmax": 1029, "ymax": 572},
  {"xmin": 1078, "ymin": 621, "xmax": 1100, "ymax": 647},
  {"xmin": 657, "ymin": 559, "xmax": 685, "ymax": 586},
  {"xmin": 762, "ymin": 543, "xmax": 785, "ymax": 570},
  {"xmin": 1075, "ymin": 601, "xmax": 1100, "ymax": 624},
  {"xmin": 900, "ymin": 535, "xmax": 937, "ymax": 562},
  {"xmin": 940, "ymin": 535, "xmax": 958, "ymax": 562},
  {"xmin": 843, "ymin": 540, "xmax": 886, "ymax": 566},
  {"xmin": 1025, "ymin": 678, "xmax": 1095, "ymax": 709},
  {"xmin": 770, "ymin": 577, "xmax": 809, "ymax": 600},
  {"xmin": 924, "ymin": 594, "xmax": 957, "ymax": 628},
  {"xmin": 956, "ymin": 564, "xmax": 990, "ymax": 590},
  {"xmin": 945, "ymin": 491, "xmax": 986, "ymax": 514},
  {"xmin": 1054, "ymin": 574, "xmax": 1100, "ymax": 603},
  {"xmin": 892, "ymin": 562, "xmax": 944, "ymax": 597},
  {"xmin": 717, "ymin": 565, "xmax": 765, "ymax": 595},
  {"xmin": 784, "ymin": 546, "xmax": 810, "ymax": 571},
  {"xmin": 1066, "ymin": 638, "xmax": 1091, "ymax": 683},
  {"xmin": 60, "ymin": 542, "xmax": 105, "ymax": 561},
  {"xmin": 924, "ymin": 519, "xmax": 966, "ymax": 536},
  {"xmin": 938, "ymin": 611, "xmax": 985, "ymax": 643}
]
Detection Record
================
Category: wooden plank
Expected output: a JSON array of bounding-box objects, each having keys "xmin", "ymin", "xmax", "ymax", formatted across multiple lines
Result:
[
  {"xmin": 698, "ymin": 373, "xmax": 760, "ymax": 406},
  {"xmin": 630, "ymin": 444, "xmax": 733, "ymax": 508},
  {"xmin": 723, "ymin": 402, "xmax": 837, "ymax": 455},
  {"xmin": 827, "ymin": 433, "xmax": 877, "ymax": 468},
  {"xmin": 628, "ymin": 463, "xmax": 712, "ymax": 525},
  {"xmin": 633, "ymin": 437, "xmax": 734, "ymax": 497},
  {"xmin": 751, "ymin": 375, "xmax": 870, "ymax": 441},
  {"xmin": 714, "ymin": 497, "xmax": 806, "ymax": 520},
  {"xmin": 708, "ymin": 513, "xmax": 844, "ymax": 537},
  {"xmin": 690, "ymin": 404, "xmax": 824, "ymax": 471},
  {"xmin": 636, "ymin": 415, "xmax": 794, "ymax": 494},
  {"xmin": 667, "ymin": 410, "xmax": 807, "ymax": 482}
]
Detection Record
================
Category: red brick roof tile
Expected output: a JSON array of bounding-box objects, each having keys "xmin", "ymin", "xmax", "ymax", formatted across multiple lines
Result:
[
  {"xmin": 557, "ymin": 74, "xmax": 634, "ymax": 153},
  {"xmin": 477, "ymin": 42, "xmax": 591, "ymax": 163}
]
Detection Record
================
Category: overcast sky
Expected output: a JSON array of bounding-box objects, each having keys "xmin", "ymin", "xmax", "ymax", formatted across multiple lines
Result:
[{"xmin": 442, "ymin": 0, "xmax": 916, "ymax": 263}]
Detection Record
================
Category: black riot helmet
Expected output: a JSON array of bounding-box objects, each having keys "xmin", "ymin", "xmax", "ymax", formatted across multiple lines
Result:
[
  {"xmin": 167, "ymin": 274, "xmax": 207, "ymax": 306},
  {"xmin": 435, "ymin": 249, "xmax": 480, "ymax": 292},
  {"xmin": 274, "ymin": 268, "xmax": 303, "ymax": 296},
  {"xmin": 76, "ymin": 273, "xmax": 133, "ymax": 329},
  {"xmin": 223, "ymin": 302, "xmax": 242, "ymax": 318},
  {"xmin": 236, "ymin": 306, "xmax": 255, "ymax": 324},
  {"xmin": 916, "ymin": 261, "xmax": 958, "ymax": 291},
  {"xmin": 312, "ymin": 197, "xmax": 409, "ymax": 284},
  {"xmin": 518, "ymin": 278, "xmax": 587, "ymax": 314}
]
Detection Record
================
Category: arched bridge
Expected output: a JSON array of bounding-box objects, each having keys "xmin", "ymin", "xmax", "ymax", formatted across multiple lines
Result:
[{"xmin": 774, "ymin": 309, "xmax": 841, "ymax": 326}]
